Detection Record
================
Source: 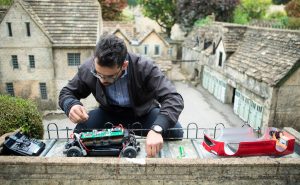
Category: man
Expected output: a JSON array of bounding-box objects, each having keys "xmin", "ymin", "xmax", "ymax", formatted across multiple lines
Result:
[{"xmin": 59, "ymin": 34, "xmax": 184, "ymax": 157}]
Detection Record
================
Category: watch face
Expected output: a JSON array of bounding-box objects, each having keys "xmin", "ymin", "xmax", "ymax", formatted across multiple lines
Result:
[{"xmin": 153, "ymin": 125, "xmax": 163, "ymax": 133}]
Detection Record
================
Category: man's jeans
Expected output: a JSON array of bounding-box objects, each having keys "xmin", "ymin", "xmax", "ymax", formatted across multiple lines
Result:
[{"xmin": 75, "ymin": 107, "xmax": 183, "ymax": 139}]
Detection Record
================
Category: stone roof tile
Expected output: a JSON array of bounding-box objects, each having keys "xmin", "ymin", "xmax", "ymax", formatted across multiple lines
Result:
[
  {"xmin": 227, "ymin": 27, "xmax": 300, "ymax": 86},
  {"xmin": 183, "ymin": 22, "xmax": 247, "ymax": 53},
  {"xmin": 103, "ymin": 21, "xmax": 135, "ymax": 40},
  {"xmin": 22, "ymin": 0, "xmax": 99, "ymax": 46}
]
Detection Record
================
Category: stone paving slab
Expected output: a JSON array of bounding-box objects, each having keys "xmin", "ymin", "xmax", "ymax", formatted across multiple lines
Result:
[{"xmin": 43, "ymin": 138, "xmax": 299, "ymax": 159}]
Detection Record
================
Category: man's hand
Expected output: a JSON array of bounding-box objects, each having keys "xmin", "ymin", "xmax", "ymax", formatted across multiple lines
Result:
[
  {"xmin": 146, "ymin": 130, "xmax": 163, "ymax": 157},
  {"xmin": 68, "ymin": 105, "xmax": 89, "ymax": 123}
]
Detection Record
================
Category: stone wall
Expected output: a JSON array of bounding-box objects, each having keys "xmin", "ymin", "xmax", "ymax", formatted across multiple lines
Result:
[
  {"xmin": 0, "ymin": 0, "xmax": 102, "ymax": 111},
  {"xmin": 180, "ymin": 47, "xmax": 202, "ymax": 79},
  {"xmin": 271, "ymin": 67, "xmax": 300, "ymax": 131},
  {"xmin": 1, "ymin": 127, "xmax": 299, "ymax": 184},
  {"xmin": 0, "ymin": 2, "xmax": 55, "ymax": 108},
  {"xmin": 0, "ymin": 157, "xmax": 299, "ymax": 185},
  {"xmin": 135, "ymin": 31, "xmax": 172, "ymax": 60},
  {"xmin": 54, "ymin": 47, "xmax": 100, "ymax": 110}
]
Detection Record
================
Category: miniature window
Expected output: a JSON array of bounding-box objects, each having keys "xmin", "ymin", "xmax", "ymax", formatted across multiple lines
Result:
[
  {"xmin": 167, "ymin": 48, "xmax": 173, "ymax": 55},
  {"xmin": 257, "ymin": 106, "xmax": 263, "ymax": 112},
  {"xmin": 7, "ymin": 22, "xmax": 12, "ymax": 37},
  {"xmin": 204, "ymin": 40, "xmax": 212, "ymax": 50},
  {"xmin": 68, "ymin": 53, "xmax": 80, "ymax": 66},
  {"xmin": 213, "ymin": 43, "xmax": 216, "ymax": 54},
  {"xmin": 39, "ymin": 83, "xmax": 48, "ymax": 99},
  {"xmin": 218, "ymin": 52, "xmax": 223, "ymax": 67},
  {"xmin": 144, "ymin": 45, "xmax": 148, "ymax": 55},
  {"xmin": 251, "ymin": 101, "xmax": 256, "ymax": 109},
  {"xmin": 6, "ymin": 83, "xmax": 14, "ymax": 96},
  {"xmin": 29, "ymin": 55, "xmax": 35, "ymax": 68},
  {"xmin": 11, "ymin": 55, "xmax": 18, "ymax": 69},
  {"xmin": 154, "ymin": 45, "xmax": 160, "ymax": 55},
  {"xmin": 26, "ymin": 22, "xmax": 31, "ymax": 37}
]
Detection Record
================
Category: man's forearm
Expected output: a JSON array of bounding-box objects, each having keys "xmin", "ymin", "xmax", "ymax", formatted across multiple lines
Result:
[{"xmin": 61, "ymin": 98, "xmax": 83, "ymax": 116}]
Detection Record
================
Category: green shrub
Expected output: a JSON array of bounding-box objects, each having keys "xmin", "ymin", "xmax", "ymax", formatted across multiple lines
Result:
[
  {"xmin": 0, "ymin": 94, "xmax": 43, "ymax": 138},
  {"xmin": 233, "ymin": 6, "xmax": 250, "ymax": 24},
  {"xmin": 268, "ymin": 16, "xmax": 289, "ymax": 28},
  {"xmin": 233, "ymin": 0, "xmax": 272, "ymax": 24},
  {"xmin": 266, "ymin": 10, "xmax": 287, "ymax": 19},
  {"xmin": 286, "ymin": 17, "xmax": 300, "ymax": 28},
  {"xmin": 194, "ymin": 16, "xmax": 213, "ymax": 27}
]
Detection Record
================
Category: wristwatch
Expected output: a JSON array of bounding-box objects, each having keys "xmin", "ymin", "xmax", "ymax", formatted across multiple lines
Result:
[{"xmin": 151, "ymin": 125, "xmax": 163, "ymax": 134}]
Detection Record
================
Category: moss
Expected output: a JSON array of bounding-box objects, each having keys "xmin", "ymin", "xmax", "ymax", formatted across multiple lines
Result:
[{"xmin": 0, "ymin": 94, "xmax": 43, "ymax": 139}]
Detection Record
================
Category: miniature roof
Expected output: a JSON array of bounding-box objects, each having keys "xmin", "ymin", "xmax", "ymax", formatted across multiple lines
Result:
[
  {"xmin": 18, "ymin": 0, "xmax": 100, "ymax": 47},
  {"xmin": 137, "ymin": 29, "xmax": 170, "ymax": 46},
  {"xmin": 184, "ymin": 22, "xmax": 300, "ymax": 87},
  {"xmin": 226, "ymin": 27, "xmax": 300, "ymax": 86},
  {"xmin": 112, "ymin": 28, "xmax": 131, "ymax": 44},
  {"xmin": 103, "ymin": 21, "xmax": 135, "ymax": 40},
  {"xmin": 219, "ymin": 22, "xmax": 247, "ymax": 53},
  {"xmin": 183, "ymin": 22, "xmax": 247, "ymax": 53}
]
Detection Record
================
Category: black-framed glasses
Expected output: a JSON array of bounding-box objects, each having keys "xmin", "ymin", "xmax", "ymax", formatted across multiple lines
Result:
[{"xmin": 90, "ymin": 63, "xmax": 122, "ymax": 83}]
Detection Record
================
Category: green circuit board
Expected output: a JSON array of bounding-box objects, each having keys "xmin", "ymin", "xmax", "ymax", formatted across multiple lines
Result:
[{"xmin": 80, "ymin": 128, "xmax": 124, "ymax": 139}]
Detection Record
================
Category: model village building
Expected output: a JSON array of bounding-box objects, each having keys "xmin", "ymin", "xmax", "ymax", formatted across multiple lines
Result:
[
  {"xmin": 1, "ymin": 1, "xmax": 299, "ymax": 131},
  {"xmin": 181, "ymin": 22, "xmax": 300, "ymax": 130},
  {"xmin": 103, "ymin": 21, "xmax": 181, "ymax": 75},
  {"xmin": 0, "ymin": 1, "xmax": 181, "ymax": 110},
  {"xmin": 0, "ymin": 0, "xmax": 102, "ymax": 110}
]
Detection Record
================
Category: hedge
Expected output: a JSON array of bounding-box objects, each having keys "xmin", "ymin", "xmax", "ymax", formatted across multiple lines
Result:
[{"xmin": 0, "ymin": 94, "xmax": 43, "ymax": 139}]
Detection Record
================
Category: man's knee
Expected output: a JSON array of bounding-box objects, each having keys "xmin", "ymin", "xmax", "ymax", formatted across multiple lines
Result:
[{"xmin": 163, "ymin": 122, "xmax": 184, "ymax": 139}]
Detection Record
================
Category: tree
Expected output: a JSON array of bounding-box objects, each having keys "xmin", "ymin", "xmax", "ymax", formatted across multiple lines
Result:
[
  {"xmin": 128, "ymin": 0, "xmax": 138, "ymax": 7},
  {"xmin": 285, "ymin": 0, "xmax": 300, "ymax": 17},
  {"xmin": 233, "ymin": 0, "xmax": 272, "ymax": 24},
  {"xmin": 0, "ymin": 0, "xmax": 12, "ymax": 6},
  {"xmin": 285, "ymin": 0, "xmax": 300, "ymax": 29},
  {"xmin": 137, "ymin": 0, "xmax": 177, "ymax": 38},
  {"xmin": 272, "ymin": 0, "xmax": 291, "ymax": 5},
  {"xmin": 98, "ymin": 0, "xmax": 127, "ymax": 21},
  {"xmin": 177, "ymin": 0, "xmax": 240, "ymax": 33}
]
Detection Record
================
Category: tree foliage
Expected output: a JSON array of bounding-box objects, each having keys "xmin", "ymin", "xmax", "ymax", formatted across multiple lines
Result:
[
  {"xmin": 272, "ymin": 0, "xmax": 291, "ymax": 4},
  {"xmin": 285, "ymin": 0, "xmax": 300, "ymax": 17},
  {"xmin": 98, "ymin": 0, "xmax": 127, "ymax": 21},
  {"xmin": 233, "ymin": 0, "xmax": 272, "ymax": 24},
  {"xmin": 0, "ymin": 0, "xmax": 12, "ymax": 6},
  {"xmin": 137, "ymin": 0, "xmax": 177, "ymax": 37},
  {"xmin": 266, "ymin": 10, "xmax": 287, "ymax": 19},
  {"xmin": 128, "ymin": 0, "xmax": 138, "ymax": 7},
  {"xmin": 177, "ymin": 0, "xmax": 240, "ymax": 33},
  {"xmin": 233, "ymin": 6, "xmax": 249, "ymax": 24},
  {"xmin": 284, "ymin": 0, "xmax": 300, "ymax": 28}
]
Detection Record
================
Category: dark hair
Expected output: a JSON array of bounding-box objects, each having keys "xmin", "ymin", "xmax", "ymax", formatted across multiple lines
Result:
[
  {"xmin": 269, "ymin": 130, "xmax": 283, "ymax": 139},
  {"xmin": 94, "ymin": 34, "xmax": 127, "ymax": 67}
]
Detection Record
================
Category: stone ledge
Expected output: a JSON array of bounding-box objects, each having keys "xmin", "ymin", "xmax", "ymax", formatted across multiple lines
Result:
[
  {"xmin": 1, "ymin": 156, "xmax": 298, "ymax": 165},
  {"xmin": 284, "ymin": 127, "xmax": 300, "ymax": 144},
  {"xmin": 0, "ymin": 156, "xmax": 299, "ymax": 185}
]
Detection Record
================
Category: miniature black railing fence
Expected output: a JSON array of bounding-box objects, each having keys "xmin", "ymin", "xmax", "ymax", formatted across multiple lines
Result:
[
  {"xmin": 46, "ymin": 122, "xmax": 259, "ymax": 140},
  {"xmin": 46, "ymin": 122, "xmax": 213, "ymax": 140}
]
